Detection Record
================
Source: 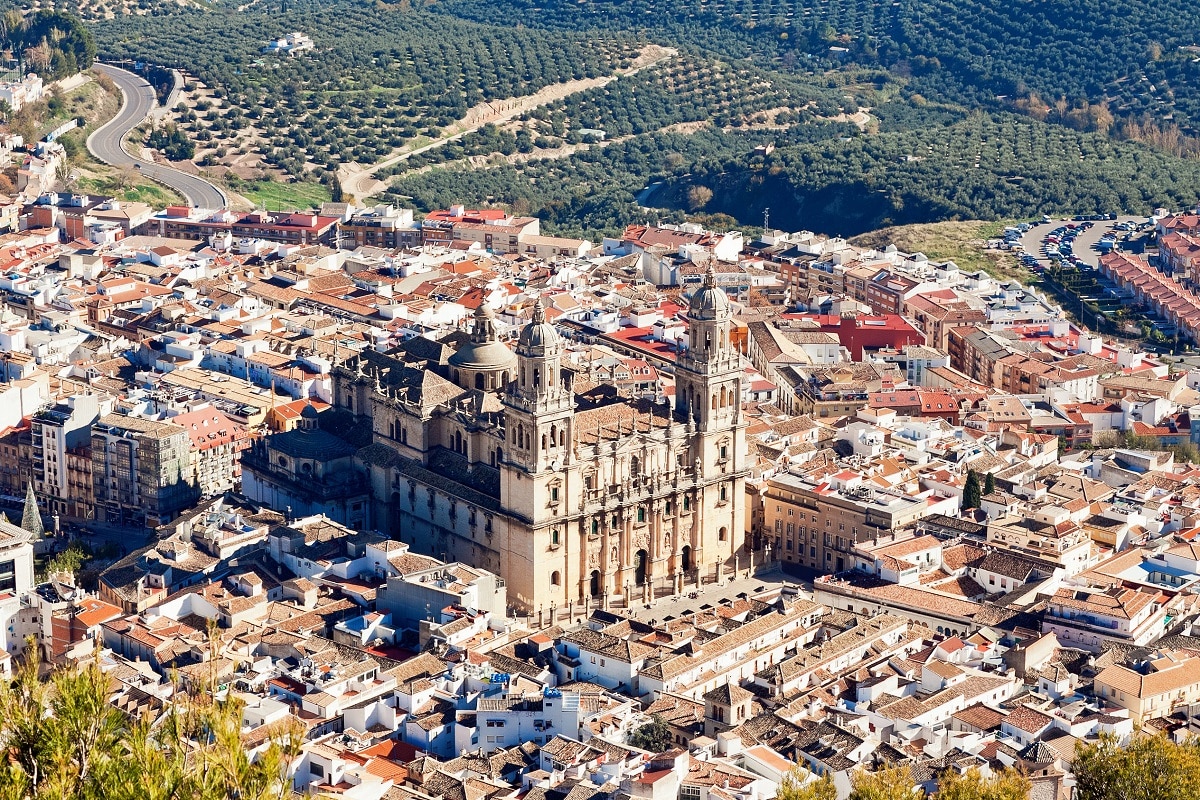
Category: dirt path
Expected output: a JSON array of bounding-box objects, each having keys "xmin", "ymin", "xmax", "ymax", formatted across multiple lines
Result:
[
  {"xmin": 394, "ymin": 118, "xmax": 711, "ymax": 182},
  {"xmin": 339, "ymin": 43, "xmax": 678, "ymax": 200}
]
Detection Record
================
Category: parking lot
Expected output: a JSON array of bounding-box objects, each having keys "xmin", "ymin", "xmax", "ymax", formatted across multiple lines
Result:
[
  {"xmin": 1002, "ymin": 213, "xmax": 1190, "ymax": 343},
  {"xmin": 1014, "ymin": 214, "xmax": 1147, "ymax": 271}
]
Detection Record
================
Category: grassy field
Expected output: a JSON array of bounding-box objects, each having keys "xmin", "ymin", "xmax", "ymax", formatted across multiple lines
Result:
[
  {"xmin": 238, "ymin": 179, "xmax": 332, "ymax": 211},
  {"xmin": 77, "ymin": 175, "xmax": 184, "ymax": 206},
  {"xmin": 120, "ymin": 181, "xmax": 185, "ymax": 206},
  {"xmin": 850, "ymin": 220, "xmax": 1027, "ymax": 281}
]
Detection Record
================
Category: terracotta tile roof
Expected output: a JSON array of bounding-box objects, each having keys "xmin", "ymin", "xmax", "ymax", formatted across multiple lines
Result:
[
  {"xmin": 1095, "ymin": 657, "xmax": 1200, "ymax": 699},
  {"xmin": 1003, "ymin": 705, "xmax": 1053, "ymax": 734},
  {"xmin": 951, "ymin": 703, "xmax": 1005, "ymax": 731}
]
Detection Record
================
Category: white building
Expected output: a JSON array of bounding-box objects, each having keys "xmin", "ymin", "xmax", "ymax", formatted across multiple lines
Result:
[
  {"xmin": 0, "ymin": 517, "xmax": 37, "ymax": 668},
  {"xmin": 0, "ymin": 74, "xmax": 43, "ymax": 113}
]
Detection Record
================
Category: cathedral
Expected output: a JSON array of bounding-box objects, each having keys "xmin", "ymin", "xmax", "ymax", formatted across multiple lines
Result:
[{"xmin": 320, "ymin": 268, "xmax": 747, "ymax": 613}]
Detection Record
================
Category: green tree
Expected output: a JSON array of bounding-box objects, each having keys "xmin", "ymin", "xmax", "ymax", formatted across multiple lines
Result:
[
  {"xmin": 0, "ymin": 649, "xmax": 124, "ymax": 799},
  {"xmin": 0, "ymin": 645, "xmax": 305, "ymax": 800},
  {"xmin": 936, "ymin": 767, "xmax": 1029, "ymax": 800},
  {"xmin": 983, "ymin": 472, "xmax": 996, "ymax": 496},
  {"xmin": 1170, "ymin": 441, "xmax": 1200, "ymax": 464},
  {"xmin": 629, "ymin": 715, "xmax": 673, "ymax": 753},
  {"xmin": 1074, "ymin": 734, "xmax": 1200, "ymax": 800},
  {"xmin": 849, "ymin": 764, "xmax": 919, "ymax": 800},
  {"xmin": 42, "ymin": 543, "xmax": 90, "ymax": 582},
  {"xmin": 325, "ymin": 171, "xmax": 345, "ymax": 203},
  {"xmin": 6, "ymin": 11, "xmax": 95, "ymax": 78},
  {"xmin": 962, "ymin": 470, "xmax": 982, "ymax": 510},
  {"xmin": 778, "ymin": 768, "xmax": 837, "ymax": 800}
]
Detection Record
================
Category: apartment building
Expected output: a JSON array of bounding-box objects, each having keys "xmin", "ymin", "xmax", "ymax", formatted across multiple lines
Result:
[
  {"xmin": 0, "ymin": 516, "xmax": 35, "ymax": 663},
  {"xmin": 170, "ymin": 406, "xmax": 250, "ymax": 498},
  {"xmin": 789, "ymin": 362, "xmax": 899, "ymax": 419},
  {"xmin": 91, "ymin": 413, "xmax": 197, "ymax": 528},
  {"xmin": 904, "ymin": 291, "xmax": 988, "ymax": 351},
  {"xmin": 140, "ymin": 207, "xmax": 340, "ymax": 246},
  {"xmin": 29, "ymin": 393, "xmax": 109, "ymax": 521},
  {"xmin": 764, "ymin": 469, "xmax": 957, "ymax": 573},
  {"xmin": 340, "ymin": 204, "xmax": 421, "ymax": 249},
  {"xmin": 947, "ymin": 327, "xmax": 1014, "ymax": 388},
  {"xmin": 420, "ymin": 206, "xmax": 540, "ymax": 253},
  {"xmin": 1042, "ymin": 585, "xmax": 1174, "ymax": 653}
]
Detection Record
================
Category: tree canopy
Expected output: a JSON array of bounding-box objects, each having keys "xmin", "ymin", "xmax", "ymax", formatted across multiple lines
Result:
[
  {"xmin": 962, "ymin": 470, "xmax": 982, "ymax": 510},
  {"xmin": 3, "ymin": 10, "xmax": 95, "ymax": 79},
  {"xmin": 1074, "ymin": 734, "xmax": 1200, "ymax": 800},
  {"xmin": 628, "ymin": 715, "xmax": 673, "ymax": 753},
  {"xmin": 778, "ymin": 768, "xmax": 837, "ymax": 800},
  {"xmin": 0, "ymin": 651, "xmax": 304, "ymax": 800}
]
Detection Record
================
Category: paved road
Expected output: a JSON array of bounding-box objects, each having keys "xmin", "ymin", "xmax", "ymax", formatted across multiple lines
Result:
[{"xmin": 86, "ymin": 63, "xmax": 227, "ymax": 209}]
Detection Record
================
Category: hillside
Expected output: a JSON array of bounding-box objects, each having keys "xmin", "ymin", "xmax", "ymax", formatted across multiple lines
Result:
[{"xmin": 48, "ymin": 0, "xmax": 1200, "ymax": 233}]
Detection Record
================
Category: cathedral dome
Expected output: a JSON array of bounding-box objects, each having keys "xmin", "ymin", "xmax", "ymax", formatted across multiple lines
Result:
[
  {"xmin": 517, "ymin": 298, "xmax": 560, "ymax": 355},
  {"xmin": 688, "ymin": 265, "xmax": 731, "ymax": 321},
  {"xmin": 449, "ymin": 303, "xmax": 517, "ymax": 373},
  {"xmin": 448, "ymin": 340, "xmax": 516, "ymax": 371}
]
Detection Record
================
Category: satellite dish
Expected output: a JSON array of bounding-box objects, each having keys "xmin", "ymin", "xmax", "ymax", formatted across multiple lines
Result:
[{"xmin": 549, "ymin": 459, "xmax": 561, "ymax": 472}]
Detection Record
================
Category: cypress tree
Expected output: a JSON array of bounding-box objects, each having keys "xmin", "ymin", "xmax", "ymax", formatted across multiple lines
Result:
[{"xmin": 963, "ymin": 470, "xmax": 982, "ymax": 510}]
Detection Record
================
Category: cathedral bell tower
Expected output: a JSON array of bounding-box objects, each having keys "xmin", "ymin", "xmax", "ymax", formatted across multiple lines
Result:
[
  {"xmin": 673, "ymin": 264, "xmax": 745, "ymax": 579},
  {"xmin": 675, "ymin": 265, "xmax": 741, "ymax": 434},
  {"xmin": 504, "ymin": 298, "xmax": 574, "ymax": 475}
]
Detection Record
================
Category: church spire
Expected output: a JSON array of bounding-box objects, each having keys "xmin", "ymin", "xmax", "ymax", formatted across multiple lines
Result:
[{"xmin": 21, "ymin": 481, "xmax": 43, "ymax": 539}]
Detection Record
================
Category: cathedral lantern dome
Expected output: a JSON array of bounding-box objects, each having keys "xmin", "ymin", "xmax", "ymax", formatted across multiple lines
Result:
[
  {"xmin": 688, "ymin": 265, "xmax": 732, "ymax": 322},
  {"xmin": 517, "ymin": 298, "xmax": 561, "ymax": 357},
  {"xmin": 449, "ymin": 303, "xmax": 516, "ymax": 390}
]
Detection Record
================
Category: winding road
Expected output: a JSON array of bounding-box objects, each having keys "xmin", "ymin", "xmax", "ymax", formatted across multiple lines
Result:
[{"xmin": 86, "ymin": 63, "xmax": 227, "ymax": 209}]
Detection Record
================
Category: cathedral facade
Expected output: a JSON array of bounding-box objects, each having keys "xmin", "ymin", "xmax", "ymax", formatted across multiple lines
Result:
[{"xmin": 328, "ymin": 269, "xmax": 747, "ymax": 613}]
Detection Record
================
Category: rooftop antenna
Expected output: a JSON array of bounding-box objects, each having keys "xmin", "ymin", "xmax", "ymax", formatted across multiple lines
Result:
[{"xmin": 763, "ymin": 207, "xmax": 770, "ymax": 233}]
